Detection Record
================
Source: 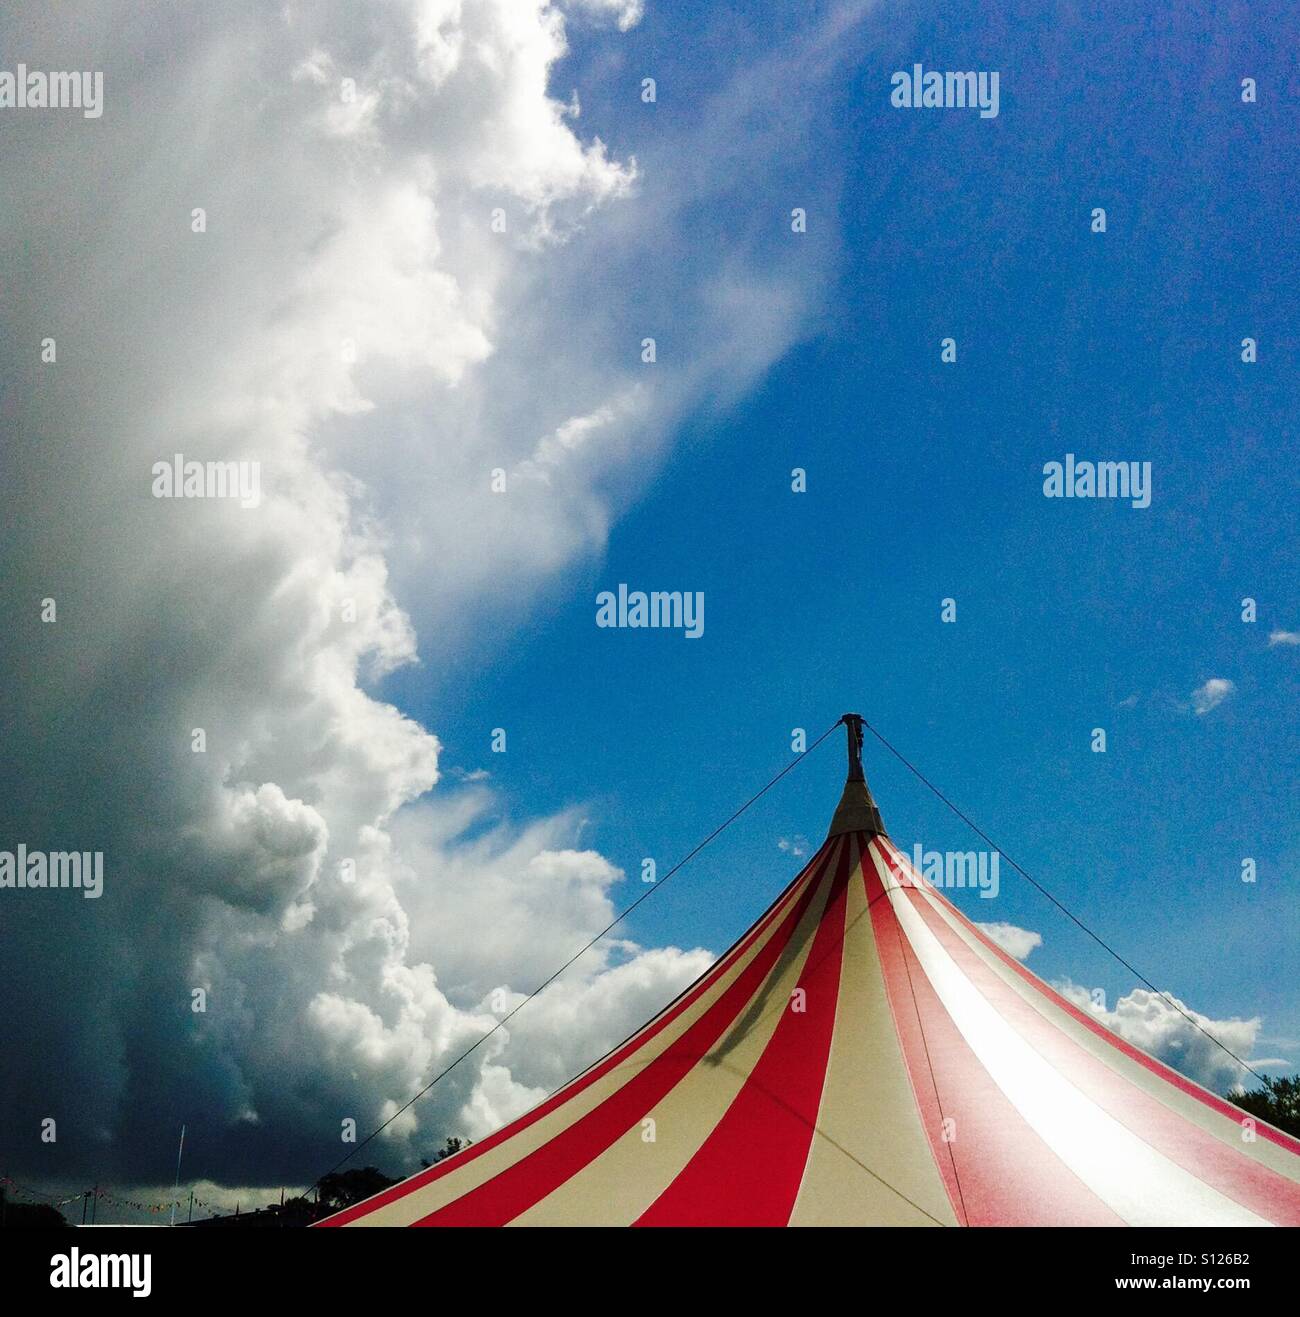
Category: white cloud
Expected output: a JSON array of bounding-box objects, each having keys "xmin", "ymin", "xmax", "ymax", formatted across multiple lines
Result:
[
  {"xmin": 1268, "ymin": 629, "xmax": 1300, "ymax": 647},
  {"xmin": 563, "ymin": 0, "xmax": 645, "ymax": 31},
  {"xmin": 778, "ymin": 836, "xmax": 810, "ymax": 859},
  {"xmin": 0, "ymin": 0, "xmax": 859, "ymax": 1195},
  {"xmin": 471, "ymin": 942, "xmax": 712, "ymax": 1118},
  {"xmin": 975, "ymin": 922, "xmax": 1042, "ymax": 961},
  {"xmin": 459, "ymin": 1063, "xmax": 551, "ymax": 1141},
  {"xmin": 1191, "ymin": 677, "xmax": 1235, "ymax": 715},
  {"xmin": 0, "ymin": 0, "xmax": 651, "ymax": 1189},
  {"xmin": 1054, "ymin": 982, "xmax": 1269, "ymax": 1093},
  {"xmin": 391, "ymin": 793, "xmax": 634, "ymax": 1000}
]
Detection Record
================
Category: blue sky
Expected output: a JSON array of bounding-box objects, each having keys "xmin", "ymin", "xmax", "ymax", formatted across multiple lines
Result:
[{"xmin": 393, "ymin": 0, "xmax": 1298, "ymax": 1073}]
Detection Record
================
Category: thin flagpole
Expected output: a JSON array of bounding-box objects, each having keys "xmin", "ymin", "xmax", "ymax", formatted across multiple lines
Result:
[{"xmin": 169, "ymin": 1125, "xmax": 185, "ymax": 1227}]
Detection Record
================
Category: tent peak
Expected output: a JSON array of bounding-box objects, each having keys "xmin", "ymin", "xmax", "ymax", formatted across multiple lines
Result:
[{"xmin": 827, "ymin": 713, "xmax": 886, "ymax": 838}]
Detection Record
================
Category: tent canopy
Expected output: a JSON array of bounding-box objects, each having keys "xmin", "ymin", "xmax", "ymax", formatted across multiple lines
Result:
[{"xmin": 322, "ymin": 717, "xmax": 1300, "ymax": 1226}]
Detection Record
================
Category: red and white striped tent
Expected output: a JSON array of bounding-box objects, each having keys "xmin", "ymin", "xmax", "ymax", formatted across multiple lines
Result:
[{"xmin": 322, "ymin": 717, "xmax": 1300, "ymax": 1227}]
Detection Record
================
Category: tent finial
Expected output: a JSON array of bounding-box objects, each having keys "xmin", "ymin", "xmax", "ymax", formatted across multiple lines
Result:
[
  {"xmin": 826, "ymin": 712, "xmax": 886, "ymax": 838},
  {"xmin": 842, "ymin": 712, "xmax": 865, "ymax": 782}
]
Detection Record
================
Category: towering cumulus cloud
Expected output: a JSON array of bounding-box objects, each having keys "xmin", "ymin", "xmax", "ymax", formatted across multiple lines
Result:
[
  {"xmin": 0, "ymin": 0, "xmax": 644, "ymax": 1191},
  {"xmin": 0, "ymin": 0, "xmax": 854, "ymax": 1193}
]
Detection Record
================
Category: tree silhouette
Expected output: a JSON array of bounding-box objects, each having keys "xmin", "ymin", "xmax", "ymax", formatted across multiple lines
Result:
[
  {"xmin": 419, "ymin": 1135, "xmax": 472, "ymax": 1169},
  {"xmin": 0, "ymin": 1187, "xmax": 71, "ymax": 1229},
  {"xmin": 1230, "ymin": 1073, "xmax": 1300, "ymax": 1138},
  {"xmin": 316, "ymin": 1166, "xmax": 400, "ymax": 1212}
]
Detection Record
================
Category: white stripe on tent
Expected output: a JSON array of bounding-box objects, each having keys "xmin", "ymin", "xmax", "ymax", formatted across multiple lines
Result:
[{"xmin": 873, "ymin": 850, "xmax": 1270, "ymax": 1228}]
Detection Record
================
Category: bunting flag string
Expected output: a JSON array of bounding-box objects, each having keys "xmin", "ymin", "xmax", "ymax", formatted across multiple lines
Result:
[{"xmin": 0, "ymin": 1174, "xmax": 222, "ymax": 1214}]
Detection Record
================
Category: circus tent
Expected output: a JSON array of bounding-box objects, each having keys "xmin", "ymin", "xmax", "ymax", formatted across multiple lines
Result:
[{"xmin": 321, "ymin": 716, "xmax": 1300, "ymax": 1227}]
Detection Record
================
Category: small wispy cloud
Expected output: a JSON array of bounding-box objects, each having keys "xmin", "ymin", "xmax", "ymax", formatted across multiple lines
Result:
[
  {"xmin": 778, "ymin": 835, "xmax": 809, "ymax": 859},
  {"xmin": 1268, "ymin": 629, "xmax": 1300, "ymax": 647},
  {"xmin": 1191, "ymin": 677, "xmax": 1235, "ymax": 716},
  {"xmin": 566, "ymin": 0, "xmax": 645, "ymax": 31},
  {"xmin": 975, "ymin": 922, "xmax": 1043, "ymax": 961}
]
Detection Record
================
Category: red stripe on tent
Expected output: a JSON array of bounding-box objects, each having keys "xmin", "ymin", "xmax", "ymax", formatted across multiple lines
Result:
[
  {"xmin": 879, "ymin": 848, "xmax": 1300, "ymax": 1225},
  {"xmin": 411, "ymin": 842, "xmax": 843, "ymax": 1226},
  {"xmin": 634, "ymin": 839, "xmax": 853, "ymax": 1226},
  {"xmin": 320, "ymin": 841, "xmax": 835, "ymax": 1226},
  {"xmin": 876, "ymin": 839, "xmax": 1300, "ymax": 1161},
  {"xmin": 864, "ymin": 842, "xmax": 1123, "ymax": 1226}
]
